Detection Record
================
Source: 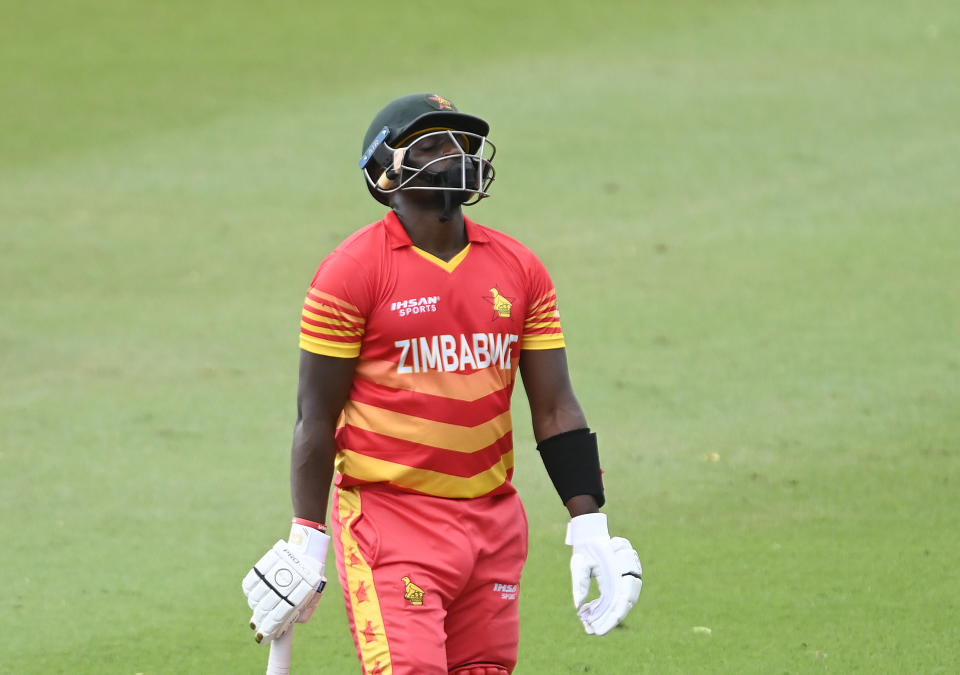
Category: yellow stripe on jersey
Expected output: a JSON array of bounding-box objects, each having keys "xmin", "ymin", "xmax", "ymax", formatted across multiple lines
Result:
[
  {"xmin": 336, "ymin": 450, "xmax": 515, "ymax": 498},
  {"xmin": 300, "ymin": 334, "xmax": 362, "ymax": 358},
  {"xmin": 526, "ymin": 304, "xmax": 558, "ymax": 317},
  {"xmin": 301, "ymin": 285, "xmax": 365, "ymax": 358},
  {"xmin": 302, "ymin": 308, "xmax": 363, "ymax": 333},
  {"xmin": 527, "ymin": 290, "xmax": 558, "ymax": 315},
  {"xmin": 300, "ymin": 319, "xmax": 362, "ymax": 339},
  {"xmin": 354, "ymin": 358, "xmax": 516, "ymax": 402},
  {"xmin": 523, "ymin": 288, "xmax": 563, "ymax": 350},
  {"xmin": 524, "ymin": 320, "xmax": 562, "ymax": 330},
  {"xmin": 526, "ymin": 308, "xmax": 558, "ymax": 320},
  {"xmin": 521, "ymin": 334, "xmax": 566, "ymax": 350},
  {"xmin": 337, "ymin": 489, "xmax": 392, "ymax": 675},
  {"xmin": 304, "ymin": 297, "xmax": 366, "ymax": 327},
  {"xmin": 343, "ymin": 401, "xmax": 512, "ymax": 453},
  {"xmin": 308, "ymin": 288, "xmax": 363, "ymax": 316}
]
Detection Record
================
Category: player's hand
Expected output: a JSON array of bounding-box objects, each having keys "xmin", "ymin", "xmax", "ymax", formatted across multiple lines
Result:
[
  {"xmin": 566, "ymin": 512, "xmax": 642, "ymax": 635},
  {"xmin": 242, "ymin": 528, "xmax": 329, "ymax": 644}
]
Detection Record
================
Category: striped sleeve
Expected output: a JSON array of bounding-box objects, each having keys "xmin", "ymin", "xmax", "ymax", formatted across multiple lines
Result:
[
  {"xmin": 299, "ymin": 252, "xmax": 369, "ymax": 358},
  {"xmin": 522, "ymin": 258, "xmax": 565, "ymax": 350}
]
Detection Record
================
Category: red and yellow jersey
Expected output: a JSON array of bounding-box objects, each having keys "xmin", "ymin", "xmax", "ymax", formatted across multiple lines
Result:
[{"xmin": 299, "ymin": 211, "xmax": 565, "ymax": 499}]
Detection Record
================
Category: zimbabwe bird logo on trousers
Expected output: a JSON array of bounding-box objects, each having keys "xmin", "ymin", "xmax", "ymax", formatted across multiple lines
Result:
[{"xmin": 402, "ymin": 576, "xmax": 425, "ymax": 605}]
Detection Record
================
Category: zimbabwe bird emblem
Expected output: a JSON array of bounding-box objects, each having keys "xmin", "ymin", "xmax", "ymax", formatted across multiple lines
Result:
[
  {"xmin": 401, "ymin": 576, "xmax": 424, "ymax": 606},
  {"xmin": 426, "ymin": 94, "xmax": 455, "ymax": 110},
  {"xmin": 483, "ymin": 287, "xmax": 515, "ymax": 320}
]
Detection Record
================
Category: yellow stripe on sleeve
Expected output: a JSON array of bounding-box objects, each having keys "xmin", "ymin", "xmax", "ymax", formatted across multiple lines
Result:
[
  {"xmin": 309, "ymin": 289, "xmax": 362, "ymax": 316},
  {"xmin": 524, "ymin": 320, "xmax": 563, "ymax": 331},
  {"xmin": 300, "ymin": 334, "xmax": 362, "ymax": 358},
  {"xmin": 304, "ymin": 297, "xmax": 366, "ymax": 327},
  {"xmin": 526, "ymin": 309, "xmax": 558, "ymax": 321},
  {"xmin": 520, "ymin": 334, "xmax": 566, "ymax": 350},
  {"xmin": 527, "ymin": 291, "xmax": 558, "ymax": 315},
  {"xmin": 302, "ymin": 308, "xmax": 363, "ymax": 332},
  {"xmin": 300, "ymin": 319, "xmax": 364, "ymax": 338}
]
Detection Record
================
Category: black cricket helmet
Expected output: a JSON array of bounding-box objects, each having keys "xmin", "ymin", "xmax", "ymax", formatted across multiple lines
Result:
[{"xmin": 359, "ymin": 93, "xmax": 496, "ymax": 206}]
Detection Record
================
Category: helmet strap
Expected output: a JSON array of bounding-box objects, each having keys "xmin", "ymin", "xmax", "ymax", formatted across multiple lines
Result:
[{"xmin": 439, "ymin": 190, "xmax": 453, "ymax": 223}]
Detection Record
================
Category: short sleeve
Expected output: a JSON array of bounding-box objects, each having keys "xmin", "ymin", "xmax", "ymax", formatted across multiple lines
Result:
[
  {"xmin": 521, "ymin": 256, "xmax": 566, "ymax": 351},
  {"xmin": 299, "ymin": 250, "xmax": 370, "ymax": 358}
]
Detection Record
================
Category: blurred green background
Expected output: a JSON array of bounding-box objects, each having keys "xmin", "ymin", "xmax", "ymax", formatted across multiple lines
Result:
[{"xmin": 1, "ymin": 0, "xmax": 958, "ymax": 672}]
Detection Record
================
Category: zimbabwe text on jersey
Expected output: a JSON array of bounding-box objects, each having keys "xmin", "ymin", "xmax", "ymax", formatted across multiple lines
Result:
[{"xmin": 394, "ymin": 333, "xmax": 520, "ymax": 373}]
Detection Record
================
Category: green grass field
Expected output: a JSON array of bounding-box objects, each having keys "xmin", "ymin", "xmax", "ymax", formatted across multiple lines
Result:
[{"xmin": 2, "ymin": 1, "xmax": 959, "ymax": 672}]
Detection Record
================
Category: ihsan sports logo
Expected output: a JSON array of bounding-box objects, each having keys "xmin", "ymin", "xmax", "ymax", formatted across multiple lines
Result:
[
  {"xmin": 391, "ymin": 296, "xmax": 440, "ymax": 317},
  {"xmin": 492, "ymin": 583, "xmax": 517, "ymax": 600}
]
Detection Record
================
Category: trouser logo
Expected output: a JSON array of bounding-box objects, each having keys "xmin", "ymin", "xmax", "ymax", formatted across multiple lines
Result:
[
  {"xmin": 402, "ymin": 575, "xmax": 425, "ymax": 605},
  {"xmin": 492, "ymin": 583, "xmax": 518, "ymax": 600}
]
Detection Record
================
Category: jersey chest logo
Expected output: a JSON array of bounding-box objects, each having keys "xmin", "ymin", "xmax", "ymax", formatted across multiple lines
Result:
[
  {"xmin": 483, "ymin": 286, "xmax": 516, "ymax": 320},
  {"xmin": 390, "ymin": 295, "xmax": 440, "ymax": 317}
]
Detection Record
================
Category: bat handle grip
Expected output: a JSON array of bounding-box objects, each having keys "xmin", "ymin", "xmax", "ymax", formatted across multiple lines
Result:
[{"xmin": 266, "ymin": 628, "xmax": 292, "ymax": 674}]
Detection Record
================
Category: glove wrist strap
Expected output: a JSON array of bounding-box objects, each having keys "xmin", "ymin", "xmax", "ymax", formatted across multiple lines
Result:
[
  {"xmin": 565, "ymin": 512, "xmax": 610, "ymax": 545},
  {"xmin": 537, "ymin": 428, "xmax": 605, "ymax": 508},
  {"xmin": 288, "ymin": 522, "xmax": 331, "ymax": 563},
  {"xmin": 292, "ymin": 516, "xmax": 327, "ymax": 533}
]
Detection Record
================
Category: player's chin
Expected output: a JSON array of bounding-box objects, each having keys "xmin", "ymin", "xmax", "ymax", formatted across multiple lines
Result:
[
  {"xmin": 404, "ymin": 187, "xmax": 472, "ymax": 209},
  {"xmin": 447, "ymin": 190, "xmax": 472, "ymax": 205}
]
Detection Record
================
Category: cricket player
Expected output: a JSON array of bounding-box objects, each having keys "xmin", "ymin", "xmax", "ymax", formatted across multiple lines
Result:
[{"xmin": 243, "ymin": 93, "xmax": 642, "ymax": 674}]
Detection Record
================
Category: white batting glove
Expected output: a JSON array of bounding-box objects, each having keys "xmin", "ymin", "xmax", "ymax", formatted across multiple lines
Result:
[
  {"xmin": 286, "ymin": 521, "xmax": 330, "ymax": 625},
  {"xmin": 242, "ymin": 524, "xmax": 329, "ymax": 644},
  {"xmin": 566, "ymin": 512, "xmax": 642, "ymax": 635}
]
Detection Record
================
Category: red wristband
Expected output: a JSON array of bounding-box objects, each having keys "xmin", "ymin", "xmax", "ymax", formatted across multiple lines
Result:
[{"xmin": 292, "ymin": 517, "xmax": 327, "ymax": 533}]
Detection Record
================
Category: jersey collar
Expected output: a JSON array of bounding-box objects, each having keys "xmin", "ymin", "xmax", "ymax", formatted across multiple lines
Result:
[{"xmin": 384, "ymin": 210, "xmax": 490, "ymax": 250}]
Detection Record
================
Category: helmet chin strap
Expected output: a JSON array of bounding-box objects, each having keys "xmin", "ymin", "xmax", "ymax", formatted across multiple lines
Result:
[
  {"xmin": 424, "ymin": 162, "xmax": 474, "ymax": 222},
  {"xmin": 439, "ymin": 190, "xmax": 453, "ymax": 223}
]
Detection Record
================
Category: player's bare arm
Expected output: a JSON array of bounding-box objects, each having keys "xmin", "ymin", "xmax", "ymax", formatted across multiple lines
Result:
[
  {"xmin": 519, "ymin": 347, "xmax": 588, "ymax": 442},
  {"xmin": 519, "ymin": 348, "xmax": 598, "ymax": 517},
  {"xmin": 521, "ymin": 346, "xmax": 643, "ymax": 634},
  {"xmin": 240, "ymin": 351, "xmax": 353, "ymax": 654},
  {"xmin": 290, "ymin": 350, "xmax": 357, "ymax": 523}
]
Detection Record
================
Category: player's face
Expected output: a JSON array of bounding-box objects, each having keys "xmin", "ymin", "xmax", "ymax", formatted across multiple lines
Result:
[
  {"xmin": 387, "ymin": 128, "xmax": 495, "ymax": 209},
  {"xmin": 404, "ymin": 130, "xmax": 468, "ymax": 172}
]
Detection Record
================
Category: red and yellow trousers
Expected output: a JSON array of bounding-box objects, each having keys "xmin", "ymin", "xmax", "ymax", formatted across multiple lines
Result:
[{"xmin": 332, "ymin": 485, "xmax": 529, "ymax": 675}]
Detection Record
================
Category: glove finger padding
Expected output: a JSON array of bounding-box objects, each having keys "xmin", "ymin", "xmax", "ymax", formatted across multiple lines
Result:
[
  {"xmin": 242, "ymin": 540, "xmax": 325, "ymax": 643},
  {"xmin": 578, "ymin": 538, "xmax": 642, "ymax": 636},
  {"xmin": 569, "ymin": 538, "xmax": 621, "ymax": 611},
  {"xmin": 295, "ymin": 583, "xmax": 326, "ymax": 623},
  {"xmin": 611, "ymin": 537, "xmax": 642, "ymax": 607},
  {"xmin": 569, "ymin": 552, "xmax": 594, "ymax": 609},
  {"xmin": 243, "ymin": 547, "xmax": 285, "ymax": 607},
  {"xmin": 566, "ymin": 514, "xmax": 642, "ymax": 637}
]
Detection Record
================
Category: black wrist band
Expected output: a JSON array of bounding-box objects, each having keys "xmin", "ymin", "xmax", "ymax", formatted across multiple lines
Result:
[{"xmin": 537, "ymin": 428, "xmax": 605, "ymax": 508}]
